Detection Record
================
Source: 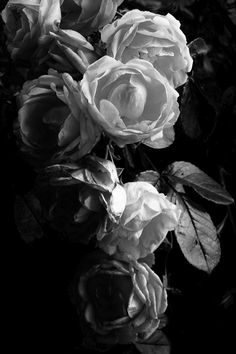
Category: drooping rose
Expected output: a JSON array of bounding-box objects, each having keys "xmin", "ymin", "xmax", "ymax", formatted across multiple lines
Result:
[
  {"xmin": 76, "ymin": 255, "xmax": 167, "ymax": 346},
  {"xmin": 60, "ymin": 0, "xmax": 124, "ymax": 35},
  {"xmin": 98, "ymin": 181, "xmax": 180, "ymax": 260},
  {"xmin": 80, "ymin": 56, "xmax": 180, "ymax": 149},
  {"xmin": 101, "ymin": 10, "xmax": 193, "ymax": 88},
  {"xmin": 1, "ymin": 0, "xmax": 61, "ymax": 60},
  {"xmin": 36, "ymin": 156, "xmax": 126, "ymax": 242},
  {"xmin": 17, "ymin": 69, "xmax": 100, "ymax": 166}
]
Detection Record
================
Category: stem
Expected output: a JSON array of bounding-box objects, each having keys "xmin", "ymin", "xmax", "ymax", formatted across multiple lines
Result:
[
  {"xmin": 108, "ymin": 143, "xmax": 114, "ymax": 164},
  {"xmin": 137, "ymin": 146, "xmax": 159, "ymax": 171}
]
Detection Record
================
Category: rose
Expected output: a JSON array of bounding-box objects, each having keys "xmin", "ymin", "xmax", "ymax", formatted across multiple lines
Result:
[
  {"xmin": 101, "ymin": 10, "xmax": 193, "ymax": 88},
  {"xmin": 37, "ymin": 156, "xmax": 126, "ymax": 242},
  {"xmin": 98, "ymin": 181, "xmax": 180, "ymax": 260},
  {"xmin": 60, "ymin": 0, "xmax": 124, "ymax": 35},
  {"xmin": 17, "ymin": 70, "xmax": 100, "ymax": 166},
  {"xmin": 77, "ymin": 255, "xmax": 167, "ymax": 346},
  {"xmin": 1, "ymin": 0, "xmax": 61, "ymax": 60},
  {"xmin": 80, "ymin": 55, "xmax": 180, "ymax": 149},
  {"xmin": 17, "ymin": 70, "xmax": 70, "ymax": 165}
]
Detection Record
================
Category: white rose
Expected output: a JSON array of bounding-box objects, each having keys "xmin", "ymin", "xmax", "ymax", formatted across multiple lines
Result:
[
  {"xmin": 98, "ymin": 181, "xmax": 181, "ymax": 260},
  {"xmin": 101, "ymin": 10, "xmax": 193, "ymax": 88},
  {"xmin": 80, "ymin": 55, "xmax": 180, "ymax": 149}
]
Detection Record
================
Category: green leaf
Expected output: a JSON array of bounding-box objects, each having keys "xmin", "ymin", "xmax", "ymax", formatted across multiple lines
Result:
[
  {"xmin": 14, "ymin": 193, "xmax": 45, "ymax": 243},
  {"xmin": 174, "ymin": 195, "xmax": 221, "ymax": 273},
  {"xmin": 164, "ymin": 161, "xmax": 234, "ymax": 205}
]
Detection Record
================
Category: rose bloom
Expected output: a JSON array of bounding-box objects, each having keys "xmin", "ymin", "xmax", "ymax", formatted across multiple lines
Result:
[
  {"xmin": 80, "ymin": 56, "xmax": 180, "ymax": 149},
  {"xmin": 77, "ymin": 256, "xmax": 167, "ymax": 345},
  {"xmin": 17, "ymin": 69, "xmax": 100, "ymax": 166},
  {"xmin": 37, "ymin": 156, "xmax": 126, "ymax": 243},
  {"xmin": 1, "ymin": 0, "xmax": 61, "ymax": 60},
  {"xmin": 101, "ymin": 10, "xmax": 193, "ymax": 88},
  {"xmin": 60, "ymin": 0, "xmax": 124, "ymax": 35},
  {"xmin": 98, "ymin": 181, "xmax": 180, "ymax": 260}
]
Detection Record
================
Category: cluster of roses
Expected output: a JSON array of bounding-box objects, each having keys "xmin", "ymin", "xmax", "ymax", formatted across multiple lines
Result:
[{"xmin": 2, "ymin": 0, "xmax": 193, "ymax": 347}]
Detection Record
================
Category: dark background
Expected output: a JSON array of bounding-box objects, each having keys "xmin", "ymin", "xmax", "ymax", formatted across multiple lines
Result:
[{"xmin": 1, "ymin": 0, "xmax": 236, "ymax": 353}]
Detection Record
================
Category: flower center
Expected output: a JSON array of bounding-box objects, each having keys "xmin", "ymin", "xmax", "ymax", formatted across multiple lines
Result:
[{"xmin": 108, "ymin": 82, "xmax": 147, "ymax": 121}]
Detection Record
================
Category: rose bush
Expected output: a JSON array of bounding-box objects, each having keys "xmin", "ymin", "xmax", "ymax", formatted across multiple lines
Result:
[
  {"xmin": 37, "ymin": 156, "xmax": 126, "ymax": 242},
  {"xmin": 101, "ymin": 10, "xmax": 193, "ymax": 88},
  {"xmin": 17, "ymin": 69, "xmax": 100, "ymax": 166},
  {"xmin": 60, "ymin": 0, "xmax": 124, "ymax": 35},
  {"xmin": 98, "ymin": 181, "xmax": 180, "ymax": 260},
  {"xmin": 80, "ymin": 55, "xmax": 180, "ymax": 149},
  {"xmin": 77, "ymin": 256, "xmax": 167, "ymax": 346},
  {"xmin": 1, "ymin": 0, "xmax": 61, "ymax": 60}
]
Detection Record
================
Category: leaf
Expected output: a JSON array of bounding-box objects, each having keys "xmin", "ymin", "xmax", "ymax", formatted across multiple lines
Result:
[
  {"xmin": 188, "ymin": 37, "xmax": 209, "ymax": 57},
  {"xmin": 135, "ymin": 330, "xmax": 170, "ymax": 354},
  {"xmin": 164, "ymin": 161, "xmax": 234, "ymax": 205},
  {"xmin": 135, "ymin": 170, "xmax": 160, "ymax": 189},
  {"xmin": 14, "ymin": 193, "xmax": 45, "ymax": 243},
  {"xmin": 174, "ymin": 195, "xmax": 221, "ymax": 273}
]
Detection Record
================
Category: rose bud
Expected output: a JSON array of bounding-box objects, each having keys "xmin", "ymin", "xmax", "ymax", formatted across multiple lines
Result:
[{"xmin": 17, "ymin": 70, "xmax": 100, "ymax": 167}]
